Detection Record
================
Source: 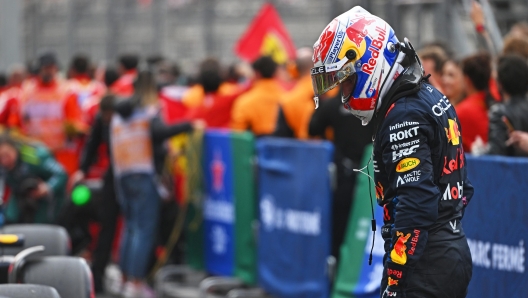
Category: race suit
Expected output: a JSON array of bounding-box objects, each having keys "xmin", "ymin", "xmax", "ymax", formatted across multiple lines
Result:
[{"xmin": 374, "ymin": 82, "xmax": 474, "ymax": 298}]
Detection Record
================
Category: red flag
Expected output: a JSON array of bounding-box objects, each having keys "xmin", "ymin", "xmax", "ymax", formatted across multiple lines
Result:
[{"xmin": 235, "ymin": 3, "xmax": 296, "ymax": 64}]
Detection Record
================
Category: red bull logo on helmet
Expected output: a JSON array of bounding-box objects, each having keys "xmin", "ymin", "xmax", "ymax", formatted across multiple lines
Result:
[
  {"xmin": 346, "ymin": 16, "xmax": 376, "ymax": 47},
  {"xmin": 362, "ymin": 25, "xmax": 387, "ymax": 75},
  {"xmin": 313, "ymin": 19, "xmax": 338, "ymax": 63}
]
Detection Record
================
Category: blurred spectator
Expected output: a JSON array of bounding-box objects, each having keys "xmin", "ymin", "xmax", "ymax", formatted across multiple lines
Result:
[
  {"xmin": 182, "ymin": 58, "xmax": 222, "ymax": 108},
  {"xmin": 154, "ymin": 60, "xmax": 181, "ymax": 89},
  {"xmin": 104, "ymin": 67, "xmax": 120, "ymax": 90},
  {"xmin": 418, "ymin": 45, "xmax": 447, "ymax": 92},
  {"xmin": 488, "ymin": 55, "xmax": 528, "ymax": 156},
  {"xmin": 182, "ymin": 58, "xmax": 240, "ymax": 109},
  {"xmin": 111, "ymin": 54, "xmax": 139, "ymax": 97},
  {"xmin": 67, "ymin": 54, "xmax": 106, "ymax": 122},
  {"xmin": 0, "ymin": 65, "xmax": 26, "ymax": 128},
  {"xmin": 309, "ymin": 88, "xmax": 374, "ymax": 260},
  {"xmin": 470, "ymin": 0, "xmax": 499, "ymax": 55},
  {"xmin": 185, "ymin": 62, "xmax": 243, "ymax": 128},
  {"xmin": 71, "ymin": 94, "xmax": 118, "ymax": 293},
  {"xmin": 19, "ymin": 52, "xmax": 86, "ymax": 175},
  {"xmin": 26, "ymin": 59, "xmax": 39, "ymax": 81},
  {"xmin": 0, "ymin": 135, "xmax": 67, "ymax": 224},
  {"xmin": 422, "ymin": 40, "xmax": 455, "ymax": 58},
  {"xmin": 146, "ymin": 54, "xmax": 165, "ymax": 71},
  {"xmin": 224, "ymin": 62, "xmax": 249, "ymax": 91},
  {"xmin": 470, "ymin": 1, "xmax": 528, "ymax": 56},
  {"xmin": 111, "ymin": 71, "xmax": 201, "ymax": 297},
  {"xmin": 231, "ymin": 56, "xmax": 284, "ymax": 136},
  {"xmin": 506, "ymin": 131, "xmax": 528, "ymax": 153},
  {"xmin": 0, "ymin": 73, "xmax": 8, "ymax": 94},
  {"xmin": 456, "ymin": 52, "xmax": 492, "ymax": 153},
  {"xmin": 508, "ymin": 21, "xmax": 528, "ymax": 39},
  {"xmin": 502, "ymin": 36, "xmax": 528, "ymax": 60},
  {"xmin": 8, "ymin": 64, "xmax": 26, "ymax": 88},
  {"xmin": 274, "ymin": 47, "xmax": 315, "ymax": 139},
  {"xmin": 441, "ymin": 59, "xmax": 466, "ymax": 106}
]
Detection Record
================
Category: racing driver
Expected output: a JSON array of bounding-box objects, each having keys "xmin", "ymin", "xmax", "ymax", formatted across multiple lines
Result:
[{"xmin": 310, "ymin": 6, "xmax": 474, "ymax": 298}]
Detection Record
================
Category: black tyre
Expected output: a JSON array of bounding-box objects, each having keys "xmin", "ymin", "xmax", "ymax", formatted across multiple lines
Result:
[
  {"xmin": 0, "ymin": 284, "xmax": 61, "ymax": 298},
  {"xmin": 19, "ymin": 256, "xmax": 92, "ymax": 298},
  {"xmin": 0, "ymin": 224, "xmax": 70, "ymax": 258}
]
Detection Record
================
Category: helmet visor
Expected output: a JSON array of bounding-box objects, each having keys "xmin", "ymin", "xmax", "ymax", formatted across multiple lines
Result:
[{"xmin": 311, "ymin": 61, "xmax": 356, "ymax": 97}]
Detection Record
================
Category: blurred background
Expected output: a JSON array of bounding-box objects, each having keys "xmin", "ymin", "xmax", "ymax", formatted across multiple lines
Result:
[{"xmin": 0, "ymin": 0, "xmax": 526, "ymax": 72}]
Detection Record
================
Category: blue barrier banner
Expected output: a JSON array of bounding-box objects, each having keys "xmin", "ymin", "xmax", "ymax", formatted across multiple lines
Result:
[
  {"xmin": 464, "ymin": 156, "xmax": 528, "ymax": 298},
  {"xmin": 257, "ymin": 138, "xmax": 334, "ymax": 298},
  {"xmin": 203, "ymin": 130, "xmax": 235, "ymax": 276}
]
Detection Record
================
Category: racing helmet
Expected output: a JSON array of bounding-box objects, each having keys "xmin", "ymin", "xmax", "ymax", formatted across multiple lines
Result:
[{"xmin": 311, "ymin": 6, "xmax": 400, "ymax": 125}]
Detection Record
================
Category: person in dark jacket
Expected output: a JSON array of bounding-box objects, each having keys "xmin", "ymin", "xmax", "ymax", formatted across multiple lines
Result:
[
  {"xmin": 487, "ymin": 55, "xmax": 528, "ymax": 156},
  {"xmin": 111, "ymin": 71, "xmax": 203, "ymax": 298},
  {"xmin": 311, "ymin": 6, "xmax": 473, "ymax": 298},
  {"xmin": 0, "ymin": 136, "xmax": 67, "ymax": 224},
  {"xmin": 71, "ymin": 68, "xmax": 119, "ymax": 293},
  {"xmin": 308, "ymin": 90, "xmax": 374, "ymax": 260},
  {"xmin": 71, "ymin": 93, "xmax": 117, "ymax": 293}
]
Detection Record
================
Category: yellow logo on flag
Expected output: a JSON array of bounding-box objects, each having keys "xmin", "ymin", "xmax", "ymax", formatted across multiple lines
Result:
[{"xmin": 260, "ymin": 32, "xmax": 289, "ymax": 64}]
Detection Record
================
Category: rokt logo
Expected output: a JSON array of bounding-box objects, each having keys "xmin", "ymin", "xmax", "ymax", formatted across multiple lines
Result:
[{"xmin": 389, "ymin": 127, "xmax": 419, "ymax": 142}]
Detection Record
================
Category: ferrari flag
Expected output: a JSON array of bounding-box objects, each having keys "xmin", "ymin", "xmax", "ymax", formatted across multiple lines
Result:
[{"xmin": 235, "ymin": 3, "xmax": 296, "ymax": 64}]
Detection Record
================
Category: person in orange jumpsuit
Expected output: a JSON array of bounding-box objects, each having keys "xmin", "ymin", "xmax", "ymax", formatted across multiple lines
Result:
[
  {"xmin": 19, "ymin": 52, "xmax": 86, "ymax": 175},
  {"xmin": 67, "ymin": 55, "xmax": 106, "ymax": 124},
  {"xmin": 274, "ymin": 48, "xmax": 316, "ymax": 139},
  {"xmin": 184, "ymin": 59, "xmax": 248, "ymax": 128},
  {"xmin": 182, "ymin": 58, "xmax": 241, "ymax": 109},
  {"xmin": 230, "ymin": 56, "xmax": 284, "ymax": 136}
]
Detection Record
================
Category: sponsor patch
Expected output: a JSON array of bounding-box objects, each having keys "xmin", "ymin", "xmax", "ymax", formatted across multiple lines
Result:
[
  {"xmin": 389, "ymin": 126, "xmax": 419, "ymax": 142},
  {"xmin": 431, "ymin": 96, "xmax": 452, "ymax": 116},
  {"xmin": 392, "ymin": 145, "xmax": 419, "ymax": 162},
  {"xmin": 396, "ymin": 158, "xmax": 420, "ymax": 172},
  {"xmin": 391, "ymin": 231, "xmax": 411, "ymax": 265},
  {"xmin": 445, "ymin": 118, "xmax": 461, "ymax": 146}
]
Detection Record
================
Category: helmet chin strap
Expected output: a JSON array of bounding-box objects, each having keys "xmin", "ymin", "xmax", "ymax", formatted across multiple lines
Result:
[{"xmin": 375, "ymin": 50, "xmax": 407, "ymax": 112}]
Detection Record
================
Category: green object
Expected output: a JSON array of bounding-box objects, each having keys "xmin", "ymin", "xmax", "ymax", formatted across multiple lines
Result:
[
  {"xmin": 72, "ymin": 184, "xmax": 91, "ymax": 206},
  {"xmin": 332, "ymin": 145, "xmax": 376, "ymax": 298},
  {"xmin": 184, "ymin": 132, "xmax": 206, "ymax": 270},
  {"xmin": 231, "ymin": 132, "xmax": 257, "ymax": 285}
]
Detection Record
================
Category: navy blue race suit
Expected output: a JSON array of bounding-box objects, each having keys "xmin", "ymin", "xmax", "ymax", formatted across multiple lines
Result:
[{"xmin": 373, "ymin": 80, "xmax": 474, "ymax": 297}]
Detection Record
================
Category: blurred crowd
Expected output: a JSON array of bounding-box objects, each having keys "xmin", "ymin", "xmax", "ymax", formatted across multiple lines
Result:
[{"xmin": 0, "ymin": 2, "xmax": 526, "ymax": 297}]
